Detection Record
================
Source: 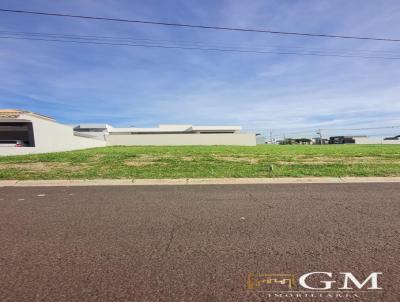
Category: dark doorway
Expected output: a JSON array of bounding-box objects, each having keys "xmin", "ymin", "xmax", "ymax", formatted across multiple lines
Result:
[{"xmin": 0, "ymin": 121, "xmax": 35, "ymax": 147}]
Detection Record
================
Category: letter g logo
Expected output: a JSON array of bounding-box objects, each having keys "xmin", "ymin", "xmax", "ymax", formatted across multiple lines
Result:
[{"xmin": 299, "ymin": 272, "xmax": 336, "ymax": 290}]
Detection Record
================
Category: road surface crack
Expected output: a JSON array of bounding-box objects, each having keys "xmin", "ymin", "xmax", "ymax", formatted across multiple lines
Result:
[
  {"xmin": 247, "ymin": 192, "xmax": 273, "ymax": 209},
  {"xmin": 161, "ymin": 215, "xmax": 194, "ymax": 258}
]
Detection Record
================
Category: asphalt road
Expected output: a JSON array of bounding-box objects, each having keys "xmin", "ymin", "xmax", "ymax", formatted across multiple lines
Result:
[{"xmin": 0, "ymin": 183, "xmax": 399, "ymax": 302}]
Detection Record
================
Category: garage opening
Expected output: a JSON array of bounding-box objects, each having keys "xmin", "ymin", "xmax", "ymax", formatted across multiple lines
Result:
[{"xmin": 0, "ymin": 119, "xmax": 35, "ymax": 147}]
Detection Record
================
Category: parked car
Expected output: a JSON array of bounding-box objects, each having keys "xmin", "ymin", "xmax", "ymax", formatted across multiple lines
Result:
[{"xmin": 0, "ymin": 140, "xmax": 26, "ymax": 147}]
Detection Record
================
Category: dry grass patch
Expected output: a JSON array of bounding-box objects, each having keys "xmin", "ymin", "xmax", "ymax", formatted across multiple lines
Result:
[
  {"xmin": 124, "ymin": 154, "xmax": 197, "ymax": 167},
  {"xmin": 212, "ymin": 155, "xmax": 259, "ymax": 164},
  {"xmin": 181, "ymin": 156, "xmax": 195, "ymax": 161},
  {"xmin": 89, "ymin": 154, "xmax": 106, "ymax": 161},
  {"xmin": 0, "ymin": 162, "xmax": 88, "ymax": 172},
  {"xmin": 124, "ymin": 154, "xmax": 170, "ymax": 167},
  {"xmin": 124, "ymin": 160, "xmax": 157, "ymax": 167},
  {"xmin": 278, "ymin": 155, "xmax": 399, "ymax": 165}
]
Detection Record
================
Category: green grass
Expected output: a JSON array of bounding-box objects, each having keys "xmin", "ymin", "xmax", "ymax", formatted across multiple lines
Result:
[{"xmin": 1, "ymin": 145, "xmax": 400, "ymax": 179}]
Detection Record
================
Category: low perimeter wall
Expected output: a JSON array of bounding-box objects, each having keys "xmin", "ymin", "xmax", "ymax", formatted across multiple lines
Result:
[
  {"xmin": 107, "ymin": 133, "xmax": 256, "ymax": 146},
  {"xmin": 355, "ymin": 137, "xmax": 400, "ymax": 144},
  {"xmin": 0, "ymin": 136, "xmax": 106, "ymax": 156}
]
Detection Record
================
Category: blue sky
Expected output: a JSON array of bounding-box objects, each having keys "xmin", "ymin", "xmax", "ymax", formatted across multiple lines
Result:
[{"xmin": 1, "ymin": 0, "xmax": 400, "ymax": 137}]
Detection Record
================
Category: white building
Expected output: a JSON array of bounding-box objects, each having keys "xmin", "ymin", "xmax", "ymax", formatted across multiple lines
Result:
[
  {"xmin": 74, "ymin": 124, "xmax": 112, "ymax": 140},
  {"xmin": 106, "ymin": 124, "xmax": 256, "ymax": 146},
  {"xmin": 0, "ymin": 109, "xmax": 256, "ymax": 155},
  {"xmin": 0, "ymin": 109, "xmax": 106, "ymax": 156}
]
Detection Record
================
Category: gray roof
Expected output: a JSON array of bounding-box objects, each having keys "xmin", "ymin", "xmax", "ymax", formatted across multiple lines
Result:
[
  {"xmin": 0, "ymin": 118, "xmax": 31, "ymax": 123},
  {"xmin": 74, "ymin": 124, "xmax": 112, "ymax": 129}
]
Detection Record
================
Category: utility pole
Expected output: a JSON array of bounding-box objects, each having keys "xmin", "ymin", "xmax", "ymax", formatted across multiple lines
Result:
[
  {"xmin": 317, "ymin": 129, "xmax": 323, "ymax": 144},
  {"xmin": 269, "ymin": 130, "xmax": 273, "ymax": 144}
]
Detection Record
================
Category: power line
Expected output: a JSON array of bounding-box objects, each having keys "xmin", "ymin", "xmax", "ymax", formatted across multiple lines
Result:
[
  {"xmin": 1, "ymin": 8, "xmax": 400, "ymax": 42},
  {"xmin": 321, "ymin": 125, "xmax": 400, "ymax": 131},
  {"xmin": 2, "ymin": 35, "xmax": 400, "ymax": 60},
  {"xmin": 275, "ymin": 125, "xmax": 400, "ymax": 132},
  {"xmin": 2, "ymin": 30, "xmax": 400, "ymax": 56},
  {"xmin": 267, "ymin": 125, "xmax": 400, "ymax": 136}
]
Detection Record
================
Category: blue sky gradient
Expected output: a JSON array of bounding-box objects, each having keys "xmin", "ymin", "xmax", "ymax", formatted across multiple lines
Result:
[{"xmin": 1, "ymin": 0, "xmax": 400, "ymax": 137}]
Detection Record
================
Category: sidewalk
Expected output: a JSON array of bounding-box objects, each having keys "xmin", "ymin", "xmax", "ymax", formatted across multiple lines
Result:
[{"xmin": 1, "ymin": 177, "xmax": 400, "ymax": 186}]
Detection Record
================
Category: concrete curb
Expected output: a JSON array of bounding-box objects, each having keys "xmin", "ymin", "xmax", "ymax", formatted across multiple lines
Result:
[{"xmin": 1, "ymin": 177, "xmax": 400, "ymax": 186}]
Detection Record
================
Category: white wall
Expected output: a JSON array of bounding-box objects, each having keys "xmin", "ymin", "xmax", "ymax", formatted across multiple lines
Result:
[
  {"xmin": 0, "ymin": 114, "xmax": 106, "ymax": 156},
  {"xmin": 107, "ymin": 133, "xmax": 256, "ymax": 146},
  {"xmin": 355, "ymin": 137, "xmax": 400, "ymax": 144}
]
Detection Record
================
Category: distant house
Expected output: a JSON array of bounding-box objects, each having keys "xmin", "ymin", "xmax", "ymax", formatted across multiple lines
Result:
[
  {"xmin": 279, "ymin": 138, "xmax": 312, "ymax": 145},
  {"xmin": 328, "ymin": 135, "xmax": 400, "ymax": 144},
  {"xmin": 329, "ymin": 136, "xmax": 357, "ymax": 144},
  {"xmin": 312, "ymin": 137, "xmax": 329, "ymax": 145}
]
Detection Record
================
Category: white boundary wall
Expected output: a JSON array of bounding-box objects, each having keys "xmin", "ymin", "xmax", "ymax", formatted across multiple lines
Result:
[
  {"xmin": 354, "ymin": 137, "xmax": 400, "ymax": 144},
  {"xmin": 107, "ymin": 133, "xmax": 256, "ymax": 146},
  {"xmin": 0, "ymin": 114, "xmax": 106, "ymax": 156}
]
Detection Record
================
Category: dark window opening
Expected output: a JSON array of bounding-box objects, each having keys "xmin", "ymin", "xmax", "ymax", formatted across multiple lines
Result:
[{"xmin": 75, "ymin": 128, "xmax": 105, "ymax": 132}]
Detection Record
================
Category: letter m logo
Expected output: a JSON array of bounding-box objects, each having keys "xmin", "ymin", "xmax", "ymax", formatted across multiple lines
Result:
[{"xmin": 339, "ymin": 272, "xmax": 382, "ymax": 290}]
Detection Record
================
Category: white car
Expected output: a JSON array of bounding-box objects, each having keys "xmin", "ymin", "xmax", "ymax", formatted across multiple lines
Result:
[{"xmin": 0, "ymin": 140, "xmax": 26, "ymax": 147}]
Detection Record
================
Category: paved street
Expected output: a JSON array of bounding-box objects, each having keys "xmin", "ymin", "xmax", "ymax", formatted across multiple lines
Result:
[{"xmin": 0, "ymin": 183, "xmax": 399, "ymax": 301}]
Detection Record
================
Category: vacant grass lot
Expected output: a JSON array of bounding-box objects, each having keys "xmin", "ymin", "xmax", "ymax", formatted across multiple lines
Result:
[{"xmin": 1, "ymin": 145, "xmax": 400, "ymax": 179}]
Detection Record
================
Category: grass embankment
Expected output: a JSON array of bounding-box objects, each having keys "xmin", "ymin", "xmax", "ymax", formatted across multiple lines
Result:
[{"xmin": 0, "ymin": 145, "xmax": 400, "ymax": 180}]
